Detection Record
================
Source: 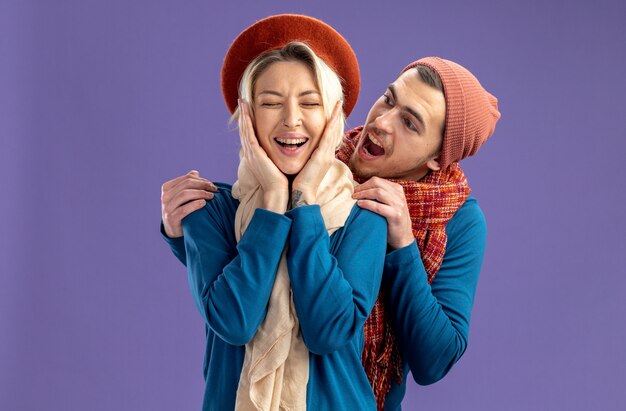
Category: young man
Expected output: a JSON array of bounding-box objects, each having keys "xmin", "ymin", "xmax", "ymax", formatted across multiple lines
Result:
[{"xmin": 161, "ymin": 57, "xmax": 500, "ymax": 410}]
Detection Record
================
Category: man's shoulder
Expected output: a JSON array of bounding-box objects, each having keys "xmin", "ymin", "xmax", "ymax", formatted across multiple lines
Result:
[
  {"xmin": 447, "ymin": 195, "xmax": 486, "ymax": 239},
  {"xmin": 456, "ymin": 195, "xmax": 484, "ymax": 217}
]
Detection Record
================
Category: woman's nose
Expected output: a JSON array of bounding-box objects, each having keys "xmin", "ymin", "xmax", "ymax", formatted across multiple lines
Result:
[{"xmin": 282, "ymin": 102, "xmax": 302, "ymax": 128}]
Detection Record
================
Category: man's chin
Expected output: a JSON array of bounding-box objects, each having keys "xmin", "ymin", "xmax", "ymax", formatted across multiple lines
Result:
[{"xmin": 349, "ymin": 157, "xmax": 376, "ymax": 181}]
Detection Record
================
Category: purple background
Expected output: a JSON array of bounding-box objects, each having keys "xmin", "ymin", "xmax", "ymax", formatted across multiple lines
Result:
[{"xmin": 2, "ymin": 0, "xmax": 625, "ymax": 410}]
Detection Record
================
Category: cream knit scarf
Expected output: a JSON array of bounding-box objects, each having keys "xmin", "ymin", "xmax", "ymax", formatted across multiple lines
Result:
[{"xmin": 232, "ymin": 136, "xmax": 356, "ymax": 411}]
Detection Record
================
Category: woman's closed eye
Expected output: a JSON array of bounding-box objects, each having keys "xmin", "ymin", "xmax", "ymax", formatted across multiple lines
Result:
[{"xmin": 259, "ymin": 101, "xmax": 281, "ymax": 107}]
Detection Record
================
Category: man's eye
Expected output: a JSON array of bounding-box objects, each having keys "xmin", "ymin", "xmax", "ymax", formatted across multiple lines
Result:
[
  {"xmin": 261, "ymin": 102, "xmax": 280, "ymax": 107},
  {"xmin": 383, "ymin": 94, "xmax": 393, "ymax": 106},
  {"xmin": 301, "ymin": 102, "xmax": 321, "ymax": 107},
  {"xmin": 403, "ymin": 117, "xmax": 417, "ymax": 132}
]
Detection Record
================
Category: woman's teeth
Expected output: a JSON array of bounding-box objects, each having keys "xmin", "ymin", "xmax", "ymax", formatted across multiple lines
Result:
[
  {"xmin": 276, "ymin": 137, "xmax": 307, "ymax": 145},
  {"xmin": 275, "ymin": 137, "xmax": 307, "ymax": 150}
]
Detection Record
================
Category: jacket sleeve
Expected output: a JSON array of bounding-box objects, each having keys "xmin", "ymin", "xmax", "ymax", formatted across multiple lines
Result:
[
  {"xmin": 384, "ymin": 199, "xmax": 487, "ymax": 385},
  {"xmin": 182, "ymin": 199, "xmax": 292, "ymax": 346},
  {"xmin": 285, "ymin": 205, "xmax": 387, "ymax": 355},
  {"xmin": 161, "ymin": 222, "xmax": 187, "ymax": 265}
]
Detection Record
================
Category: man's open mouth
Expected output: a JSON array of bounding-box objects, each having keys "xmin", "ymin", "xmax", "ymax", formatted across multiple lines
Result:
[{"xmin": 362, "ymin": 133, "xmax": 385, "ymax": 157}]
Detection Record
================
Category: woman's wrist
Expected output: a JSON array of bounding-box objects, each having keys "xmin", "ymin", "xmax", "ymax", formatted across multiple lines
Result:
[
  {"xmin": 290, "ymin": 188, "xmax": 315, "ymax": 208},
  {"xmin": 263, "ymin": 190, "xmax": 288, "ymax": 214}
]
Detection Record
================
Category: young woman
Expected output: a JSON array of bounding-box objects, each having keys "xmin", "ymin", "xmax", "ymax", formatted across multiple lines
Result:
[{"xmin": 166, "ymin": 15, "xmax": 387, "ymax": 411}]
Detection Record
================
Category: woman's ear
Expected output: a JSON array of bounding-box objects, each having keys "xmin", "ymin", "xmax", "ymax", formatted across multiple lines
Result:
[{"xmin": 426, "ymin": 157, "xmax": 441, "ymax": 172}]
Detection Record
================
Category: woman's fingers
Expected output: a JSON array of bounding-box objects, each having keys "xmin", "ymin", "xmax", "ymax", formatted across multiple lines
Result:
[
  {"xmin": 237, "ymin": 99, "xmax": 288, "ymax": 195},
  {"xmin": 320, "ymin": 101, "xmax": 343, "ymax": 155},
  {"xmin": 238, "ymin": 100, "xmax": 250, "ymax": 157}
]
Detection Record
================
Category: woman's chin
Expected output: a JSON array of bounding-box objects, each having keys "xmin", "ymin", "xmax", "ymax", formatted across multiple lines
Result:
[{"xmin": 276, "ymin": 162, "xmax": 305, "ymax": 177}]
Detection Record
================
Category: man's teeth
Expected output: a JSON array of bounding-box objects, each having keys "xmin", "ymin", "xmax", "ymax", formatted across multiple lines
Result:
[
  {"xmin": 362, "ymin": 132, "xmax": 385, "ymax": 157},
  {"xmin": 368, "ymin": 134, "xmax": 383, "ymax": 148},
  {"xmin": 276, "ymin": 137, "xmax": 307, "ymax": 145}
]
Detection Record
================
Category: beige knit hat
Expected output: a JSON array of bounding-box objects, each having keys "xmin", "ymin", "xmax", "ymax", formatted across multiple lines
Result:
[{"xmin": 403, "ymin": 57, "xmax": 501, "ymax": 169}]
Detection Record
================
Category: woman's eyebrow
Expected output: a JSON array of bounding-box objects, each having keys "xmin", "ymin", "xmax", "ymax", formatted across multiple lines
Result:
[
  {"xmin": 257, "ymin": 90, "xmax": 320, "ymax": 97},
  {"xmin": 257, "ymin": 90, "xmax": 283, "ymax": 97},
  {"xmin": 299, "ymin": 90, "xmax": 320, "ymax": 97}
]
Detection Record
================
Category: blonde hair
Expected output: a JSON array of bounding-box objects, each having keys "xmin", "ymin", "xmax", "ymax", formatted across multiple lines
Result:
[{"xmin": 231, "ymin": 42, "xmax": 345, "ymax": 144}]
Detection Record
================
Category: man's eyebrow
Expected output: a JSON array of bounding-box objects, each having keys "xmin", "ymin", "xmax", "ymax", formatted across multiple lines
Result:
[{"xmin": 389, "ymin": 84, "xmax": 426, "ymax": 131}]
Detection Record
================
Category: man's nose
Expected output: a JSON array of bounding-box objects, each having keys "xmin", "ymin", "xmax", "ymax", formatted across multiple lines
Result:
[{"xmin": 373, "ymin": 107, "xmax": 394, "ymax": 134}]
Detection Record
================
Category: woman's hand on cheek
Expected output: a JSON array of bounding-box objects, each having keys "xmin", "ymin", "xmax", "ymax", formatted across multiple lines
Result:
[
  {"xmin": 239, "ymin": 100, "xmax": 289, "ymax": 213},
  {"xmin": 292, "ymin": 101, "xmax": 342, "ymax": 206}
]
